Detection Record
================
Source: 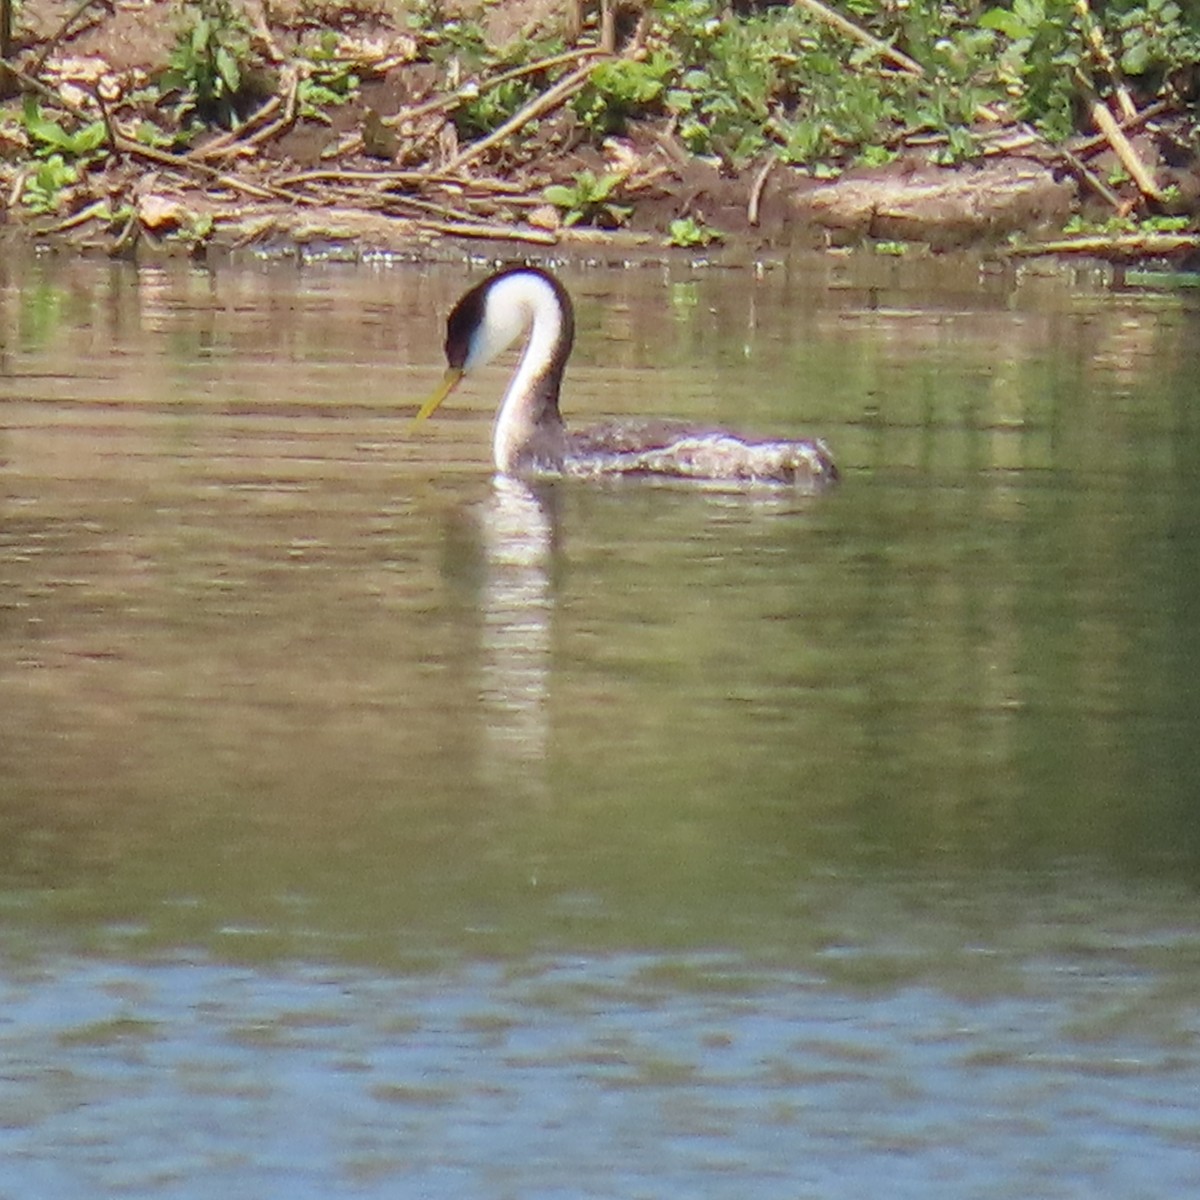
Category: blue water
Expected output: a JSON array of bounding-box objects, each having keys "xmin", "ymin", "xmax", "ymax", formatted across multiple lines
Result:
[{"xmin": 3, "ymin": 933, "xmax": 1198, "ymax": 1199}]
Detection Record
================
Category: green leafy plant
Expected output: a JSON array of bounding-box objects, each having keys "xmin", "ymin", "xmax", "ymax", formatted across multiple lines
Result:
[
  {"xmin": 297, "ymin": 32, "xmax": 362, "ymax": 121},
  {"xmin": 574, "ymin": 52, "xmax": 675, "ymax": 137},
  {"xmin": 980, "ymin": 0, "xmax": 1084, "ymax": 141},
  {"xmin": 651, "ymin": 0, "xmax": 1000, "ymax": 169},
  {"xmin": 132, "ymin": 119, "xmax": 176, "ymax": 150},
  {"xmin": 660, "ymin": 8, "xmax": 781, "ymax": 165},
  {"xmin": 928, "ymin": 125, "xmax": 978, "ymax": 167},
  {"xmin": 544, "ymin": 170, "xmax": 631, "ymax": 227},
  {"xmin": 22, "ymin": 154, "xmax": 79, "ymax": 214},
  {"xmin": 433, "ymin": 14, "xmax": 491, "ymax": 62},
  {"xmin": 1111, "ymin": 0, "xmax": 1200, "ymax": 80},
  {"xmin": 18, "ymin": 96, "xmax": 105, "ymax": 215},
  {"xmin": 21, "ymin": 98, "xmax": 107, "ymax": 161},
  {"xmin": 667, "ymin": 215, "xmax": 722, "ymax": 248},
  {"xmin": 453, "ymin": 75, "xmax": 536, "ymax": 140},
  {"xmin": 180, "ymin": 210, "xmax": 215, "ymax": 254},
  {"xmin": 1062, "ymin": 209, "xmax": 1192, "ymax": 237},
  {"xmin": 160, "ymin": 0, "xmax": 258, "ymax": 130},
  {"xmin": 970, "ymin": 0, "xmax": 1200, "ymax": 141},
  {"xmin": 857, "ymin": 144, "xmax": 898, "ymax": 169},
  {"xmin": 777, "ymin": 115, "xmax": 829, "ymax": 168},
  {"xmin": 1140, "ymin": 214, "xmax": 1191, "ymax": 233}
]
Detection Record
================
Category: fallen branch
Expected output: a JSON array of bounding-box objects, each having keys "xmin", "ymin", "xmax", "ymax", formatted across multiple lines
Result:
[
  {"xmin": 190, "ymin": 65, "xmax": 301, "ymax": 161},
  {"xmin": 382, "ymin": 194, "xmax": 487, "ymax": 222},
  {"xmin": 385, "ymin": 45, "xmax": 608, "ymax": 129},
  {"xmin": 79, "ymin": 78, "xmax": 121, "ymax": 162},
  {"xmin": 1076, "ymin": 0, "xmax": 1137, "ymax": 121},
  {"xmin": 0, "ymin": 53, "xmax": 298, "ymax": 203},
  {"xmin": 110, "ymin": 205, "xmax": 139, "ymax": 255},
  {"xmin": 245, "ymin": 0, "xmax": 284, "ymax": 65},
  {"xmin": 1072, "ymin": 99, "xmax": 1170, "ymax": 158},
  {"xmin": 34, "ymin": 197, "xmax": 111, "ymax": 234},
  {"xmin": 1082, "ymin": 83, "xmax": 1163, "ymax": 202},
  {"xmin": 311, "ymin": 181, "xmax": 489, "ymax": 225},
  {"xmin": 978, "ymin": 112, "xmax": 1152, "ymax": 211},
  {"xmin": 412, "ymin": 217, "xmax": 559, "ymax": 244},
  {"xmin": 1055, "ymin": 140, "xmax": 1123, "ymax": 210},
  {"xmin": 3, "ymin": 54, "xmax": 72, "ymax": 108},
  {"xmin": 1008, "ymin": 232, "xmax": 1200, "ymax": 258},
  {"xmin": 747, "ymin": 155, "xmax": 775, "ymax": 227},
  {"xmin": 227, "ymin": 68, "xmax": 299, "ymax": 152},
  {"xmin": 6, "ymin": 163, "xmax": 29, "ymax": 209},
  {"xmin": 274, "ymin": 167, "xmax": 527, "ymax": 193},
  {"xmin": 975, "ymin": 101, "xmax": 1172, "ymax": 159},
  {"xmin": 793, "ymin": 0, "xmax": 922, "ymax": 76},
  {"xmin": 122, "ymin": 137, "xmax": 307, "ymax": 201},
  {"xmin": 227, "ymin": 214, "xmax": 282, "ymax": 247},
  {"xmin": 441, "ymin": 58, "xmax": 603, "ymax": 173},
  {"xmin": 189, "ymin": 94, "xmax": 283, "ymax": 161},
  {"xmin": 559, "ymin": 226, "xmax": 655, "ymax": 246}
]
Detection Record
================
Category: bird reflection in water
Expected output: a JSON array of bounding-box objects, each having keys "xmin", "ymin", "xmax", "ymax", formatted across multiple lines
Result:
[{"xmin": 474, "ymin": 475, "xmax": 559, "ymax": 797}]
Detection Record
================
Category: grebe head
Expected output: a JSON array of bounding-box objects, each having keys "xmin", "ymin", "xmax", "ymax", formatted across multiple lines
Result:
[{"xmin": 414, "ymin": 266, "xmax": 575, "ymax": 426}]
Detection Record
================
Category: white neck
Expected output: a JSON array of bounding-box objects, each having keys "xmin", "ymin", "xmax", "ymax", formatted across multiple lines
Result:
[{"xmin": 465, "ymin": 273, "xmax": 567, "ymax": 474}]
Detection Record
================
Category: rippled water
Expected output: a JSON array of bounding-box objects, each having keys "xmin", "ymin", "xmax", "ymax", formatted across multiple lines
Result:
[{"xmin": 2, "ymin": 252, "xmax": 1200, "ymax": 1197}]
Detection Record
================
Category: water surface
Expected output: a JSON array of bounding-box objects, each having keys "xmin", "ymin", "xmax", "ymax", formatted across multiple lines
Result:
[{"xmin": 1, "ymin": 253, "xmax": 1199, "ymax": 1197}]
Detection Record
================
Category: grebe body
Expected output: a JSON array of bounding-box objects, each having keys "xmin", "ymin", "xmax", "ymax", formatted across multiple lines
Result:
[{"xmin": 414, "ymin": 266, "xmax": 838, "ymax": 489}]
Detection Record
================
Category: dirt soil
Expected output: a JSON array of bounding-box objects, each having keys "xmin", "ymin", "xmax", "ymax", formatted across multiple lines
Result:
[{"xmin": 1, "ymin": 0, "xmax": 1196, "ymax": 263}]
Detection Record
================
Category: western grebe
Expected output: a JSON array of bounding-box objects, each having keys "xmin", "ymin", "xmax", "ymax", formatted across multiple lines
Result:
[{"xmin": 414, "ymin": 266, "xmax": 838, "ymax": 488}]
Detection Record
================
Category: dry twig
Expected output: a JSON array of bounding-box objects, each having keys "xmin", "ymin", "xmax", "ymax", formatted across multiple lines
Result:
[
  {"xmin": 272, "ymin": 168, "xmax": 532, "ymax": 203},
  {"xmin": 1055, "ymin": 139, "xmax": 1123, "ymax": 209},
  {"xmin": 792, "ymin": 0, "xmax": 922, "ymax": 76},
  {"xmin": 35, "ymin": 197, "xmax": 111, "ymax": 234},
  {"xmin": 1075, "ymin": 0, "xmax": 1137, "ymax": 121},
  {"xmin": 441, "ymin": 57, "xmax": 605, "ymax": 173},
  {"xmin": 385, "ymin": 46, "xmax": 608, "ymax": 129},
  {"xmin": 413, "ymin": 217, "xmax": 559, "ymax": 244},
  {"xmin": 189, "ymin": 96, "xmax": 283, "ymax": 161},
  {"xmin": 382, "ymin": 193, "xmax": 510, "ymax": 222},
  {"xmin": 6, "ymin": 163, "xmax": 29, "ymax": 210},
  {"xmin": 1009, "ymin": 232, "xmax": 1200, "ymax": 258},
  {"xmin": 1072, "ymin": 100, "xmax": 1170, "ymax": 157},
  {"xmin": 1080, "ymin": 78, "xmax": 1163, "ymax": 202},
  {"xmin": 747, "ymin": 156, "xmax": 775, "ymax": 227}
]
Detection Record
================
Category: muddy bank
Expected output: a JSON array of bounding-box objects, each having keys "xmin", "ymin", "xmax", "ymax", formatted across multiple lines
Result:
[{"xmin": 1, "ymin": 0, "xmax": 1198, "ymax": 265}]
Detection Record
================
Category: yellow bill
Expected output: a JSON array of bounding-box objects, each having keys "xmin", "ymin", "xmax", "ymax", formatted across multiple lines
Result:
[{"xmin": 412, "ymin": 367, "xmax": 465, "ymax": 428}]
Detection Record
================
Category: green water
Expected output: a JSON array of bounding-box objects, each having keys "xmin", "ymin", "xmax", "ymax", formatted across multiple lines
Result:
[{"xmin": 1, "ymin": 254, "xmax": 1199, "ymax": 1197}]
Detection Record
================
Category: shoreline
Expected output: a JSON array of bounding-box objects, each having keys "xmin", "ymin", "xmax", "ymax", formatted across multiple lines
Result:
[{"xmin": 3, "ymin": 2, "xmax": 1198, "ymax": 269}]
